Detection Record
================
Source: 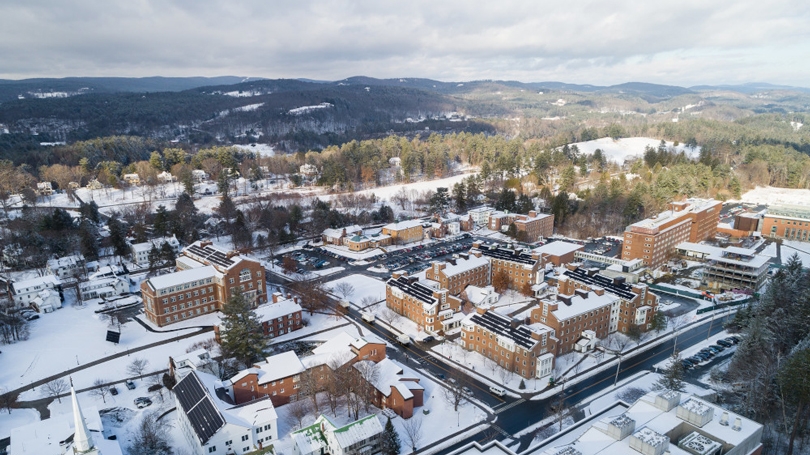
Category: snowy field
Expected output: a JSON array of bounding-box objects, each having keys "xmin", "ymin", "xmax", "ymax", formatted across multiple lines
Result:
[
  {"xmin": 0, "ymin": 408, "xmax": 39, "ymax": 439},
  {"xmin": 0, "ymin": 294, "xmax": 202, "ymax": 394},
  {"xmin": 325, "ymin": 274, "xmax": 387, "ymax": 307},
  {"xmin": 568, "ymin": 137, "xmax": 701, "ymax": 163},
  {"xmin": 233, "ymin": 143, "xmax": 275, "ymax": 157},
  {"xmin": 780, "ymin": 240, "xmax": 810, "ymax": 265},
  {"xmin": 737, "ymin": 186, "xmax": 810, "ymax": 206}
]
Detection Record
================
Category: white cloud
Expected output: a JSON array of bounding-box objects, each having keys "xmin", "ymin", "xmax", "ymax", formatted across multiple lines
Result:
[{"xmin": 1, "ymin": 0, "xmax": 809, "ymax": 86}]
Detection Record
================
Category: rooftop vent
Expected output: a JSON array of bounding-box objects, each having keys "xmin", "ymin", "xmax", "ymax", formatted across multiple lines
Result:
[
  {"xmin": 653, "ymin": 391, "xmax": 681, "ymax": 412},
  {"xmin": 677, "ymin": 398, "xmax": 714, "ymax": 428},
  {"xmin": 629, "ymin": 427, "xmax": 669, "ymax": 455},
  {"xmin": 678, "ymin": 431, "xmax": 722, "ymax": 455},
  {"xmin": 732, "ymin": 417, "xmax": 742, "ymax": 431},
  {"xmin": 719, "ymin": 412, "xmax": 729, "ymax": 426},
  {"xmin": 602, "ymin": 414, "xmax": 635, "ymax": 441}
]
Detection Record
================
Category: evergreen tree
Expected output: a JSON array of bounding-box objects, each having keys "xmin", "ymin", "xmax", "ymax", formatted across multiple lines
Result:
[
  {"xmin": 107, "ymin": 215, "xmax": 129, "ymax": 258},
  {"xmin": 153, "ymin": 205, "xmax": 170, "ymax": 237},
  {"xmin": 380, "ymin": 417, "xmax": 401, "ymax": 455},
  {"xmin": 452, "ymin": 182, "xmax": 467, "ymax": 212},
  {"xmin": 219, "ymin": 291, "xmax": 265, "ymax": 368},
  {"xmin": 429, "ymin": 187, "xmax": 450, "ymax": 215},
  {"xmin": 655, "ymin": 351, "xmax": 685, "ymax": 392},
  {"xmin": 78, "ymin": 219, "xmax": 99, "ymax": 260},
  {"xmin": 159, "ymin": 241, "xmax": 176, "ymax": 265},
  {"xmin": 148, "ymin": 244, "xmax": 161, "ymax": 275}
]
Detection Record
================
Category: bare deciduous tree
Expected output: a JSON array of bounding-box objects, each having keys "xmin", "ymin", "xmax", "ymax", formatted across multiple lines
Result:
[
  {"xmin": 402, "ymin": 416, "xmax": 424, "ymax": 450},
  {"xmin": 285, "ymin": 399, "xmax": 311, "ymax": 430},
  {"xmin": 333, "ymin": 282, "xmax": 356, "ymax": 300},
  {"xmin": 90, "ymin": 379, "xmax": 110, "ymax": 403},
  {"xmin": 129, "ymin": 410, "xmax": 172, "ymax": 455},
  {"xmin": 547, "ymin": 391, "xmax": 573, "ymax": 432},
  {"xmin": 299, "ymin": 369, "xmax": 321, "ymax": 413},
  {"xmin": 42, "ymin": 378, "xmax": 69, "ymax": 403},
  {"xmin": 0, "ymin": 387, "xmax": 17, "ymax": 414},
  {"xmin": 379, "ymin": 308, "xmax": 401, "ymax": 325},
  {"xmin": 441, "ymin": 371, "xmax": 469, "ymax": 412},
  {"xmin": 127, "ymin": 358, "xmax": 150, "ymax": 379}
]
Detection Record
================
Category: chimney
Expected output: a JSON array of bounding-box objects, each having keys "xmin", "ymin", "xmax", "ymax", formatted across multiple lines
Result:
[
  {"xmin": 558, "ymin": 294, "xmax": 573, "ymax": 306},
  {"xmin": 587, "ymin": 268, "xmax": 598, "ymax": 276},
  {"xmin": 510, "ymin": 319, "xmax": 520, "ymax": 330},
  {"xmin": 613, "ymin": 276, "xmax": 626, "ymax": 285},
  {"xmin": 732, "ymin": 417, "xmax": 742, "ymax": 431},
  {"xmin": 476, "ymin": 307, "xmax": 487, "ymax": 315},
  {"xmin": 272, "ymin": 292, "xmax": 283, "ymax": 303},
  {"xmin": 459, "ymin": 252, "xmax": 470, "ymax": 260},
  {"xmin": 575, "ymin": 288, "xmax": 589, "ymax": 299},
  {"xmin": 200, "ymin": 240, "xmax": 213, "ymax": 248},
  {"xmin": 392, "ymin": 271, "xmax": 405, "ymax": 279},
  {"xmin": 446, "ymin": 258, "xmax": 457, "ymax": 266},
  {"xmin": 592, "ymin": 286, "xmax": 605, "ymax": 296},
  {"xmin": 719, "ymin": 412, "xmax": 729, "ymax": 426},
  {"xmin": 529, "ymin": 210, "xmax": 537, "ymax": 218}
]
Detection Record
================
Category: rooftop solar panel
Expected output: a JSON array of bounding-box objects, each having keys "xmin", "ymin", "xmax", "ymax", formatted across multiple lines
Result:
[{"xmin": 174, "ymin": 372, "xmax": 225, "ymax": 444}]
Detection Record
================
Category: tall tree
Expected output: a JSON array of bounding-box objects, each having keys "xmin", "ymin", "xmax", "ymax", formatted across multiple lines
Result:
[
  {"xmin": 655, "ymin": 351, "xmax": 685, "ymax": 392},
  {"xmin": 218, "ymin": 291, "xmax": 265, "ymax": 367},
  {"xmin": 381, "ymin": 417, "xmax": 402, "ymax": 455}
]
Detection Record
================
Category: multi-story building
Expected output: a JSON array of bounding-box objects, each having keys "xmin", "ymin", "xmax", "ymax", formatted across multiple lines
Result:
[
  {"xmin": 487, "ymin": 210, "xmax": 554, "ymax": 242},
  {"xmin": 471, "ymin": 242, "xmax": 541, "ymax": 291},
  {"xmin": 381, "ymin": 219, "xmax": 424, "ymax": 244},
  {"xmin": 141, "ymin": 241, "xmax": 266, "ymax": 327},
  {"xmin": 175, "ymin": 371, "xmax": 278, "ymax": 455},
  {"xmin": 130, "ymin": 235, "xmax": 181, "ymax": 266},
  {"xmin": 558, "ymin": 265, "xmax": 659, "ymax": 334},
  {"xmin": 321, "ymin": 225, "xmax": 363, "ymax": 245},
  {"xmin": 345, "ymin": 233, "xmax": 392, "ymax": 251},
  {"xmin": 530, "ymin": 289, "xmax": 619, "ymax": 354},
  {"xmin": 355, "ymin": 358, "xmax": 425, "ymax": 419},
  {"xmin": 532, "ymin": 241, "xmax": 584, "ymax": 266},
  {"xmin": 622, "ymin": 198, "xmax": 721, "ymax": 269},
  {"xmin": 228, "ymin": 332, "xmax": 386, "ymax": 406},
  {"xmin": 460, "ymin": 307, "xmax": 556, "ymax": 380},
  {"xmin": 675, "ymin": 242, "xmax": 770, "ymax": 291},
  {"xmin": 468, "ymin": 206, "xmax": 494, "ymax": 227},
  {"xmin": 761, "ymin": 203, "xmax": 810, "ymax": 242},
  {"xmin": 386, "ymin": 272, "xmax": 464, "ymax": 333},
  {"xmin": 254, "ymin": 292, "xmax": 304, "ymax": 338},
  {"xmin": 424, "ymin": 254, "xmax": 491, "ymax": 295},
  {"xmin": 79, "ymin": 276, "xmax": 129, "ymax": 302}
]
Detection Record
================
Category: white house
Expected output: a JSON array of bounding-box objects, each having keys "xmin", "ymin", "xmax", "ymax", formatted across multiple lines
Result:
[
  {"xmin": 36, "ymin": 181, "xmax": 54, "ymax": 196},
  {"xmin": 175, "ymin": 371, "xmax": 278, "ymax": 455},
  {"xmin": 31, "ymin": 288, "xmax": 62, "ymax": 312},
  {"xmin": 79, "ymin": 276, "xmax": 129, "ymax": 302},
  {"xmin": 158, "ymin": 171, "xmax": 176, "ymax": 183},
  {"xmin": 46, "ymin": 254, "xmax": 85, "ymax": 279},
  {"xmin": 192, "ymin": 169, "xmax": 209, "ymax": 182},
  {"xmin": 130, "ymin": 235, "xmax": 181, "ymax": 266},
  {"xmin": 9, "ymin": 274, "xmax": 61, "ymax": 308},
  {"xmin": 122, "ymin": 173, "xmax": 140, "ymax": 185},
  {"xmin": 170, "ymin": 348, "xmax": 214, "ymax": 380},
  {"xmin": 292, "ymin": 414, "xmax": 383, "ymax": 455},
  {"xmin": 464, "ymin": 285, "xmax": 499, "ymax": 307},
  {"xmin": 467, "ymin": 206, "xmax": 494, "ymax": 227}
]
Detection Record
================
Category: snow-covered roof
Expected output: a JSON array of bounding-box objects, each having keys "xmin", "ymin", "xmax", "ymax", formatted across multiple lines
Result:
[
  {"xmin": 9, "ymin": 404, "xmax": 122, "ymax": 455},
  {"xmin": 435, "ymin": 255, "xmax": 490, "ymax": 277},
  {"xmin": 146, "ymin": 265, "xmax": 217, "ymax": 292},
  {"xmin": 252, "ymin": 351, "xmax": 306, "ymax": 384},
  {"xmin": 465, "ymin": 285, "xmax": 499, "ymax": 305},
  {"xmin": 549, "ymin": 291, "xmax": 618, "ymax": 321},
  {"xmin": 46, "ymin": 254, "xmax": 83, "ymax": 270},
  {"xmin": 252, "ymin": 298, "xmax": 302, "ymax": 322},
  {"xmin": 176, "ymin": 255, "xmax": 206, "ymax": 269},
  {"xmin": 131, "ymin": 235, "xmax": 179, "ymax": 253},
  {"xmin": 383, "ymin": 219, "xmax": 423, "ymax": 231},
  {"xmin": 330, "ymin": 414, "xmax": 383, "ymax": 449},
  {"xmin": 11, "ymin": 274, "xmax": 61, "ymax": 293},
  {"xmin": 357, "ymin": 358, "xmax": 423, "ymax": 399},
  {"xmin": 533, "ymin": 241, "xmax": 583, "ymax": 257}
]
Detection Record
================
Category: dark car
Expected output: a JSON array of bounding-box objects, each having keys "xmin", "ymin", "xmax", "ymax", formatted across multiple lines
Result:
[
  {"xmin": 125, "ymin": 380, "xmax": 136, "ymax": 390},
  {"xmin": 716, "ymin": 339, "xmax": 733, "ymax": 348},
  {"xmin": 421, "ymin": 336, "xmax": 435, "ymax": 343},
  {"xmin": 109, "ymin": 387, "xmax": 118, "ymax": 396},
  {"xmin": 681, "ymin": 360, "xmax": 694, "ymax": 369},
  {"xmin": 134, "ymin": 397, "xmax": 152, "ymax": 409},
  {"xmin": 710, "ymin": 344, "xmax": 725, "ymax": 352}
]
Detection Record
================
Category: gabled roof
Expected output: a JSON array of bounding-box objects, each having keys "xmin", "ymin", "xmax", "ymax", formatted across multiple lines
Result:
[
  {"xmin": 251, "ymin": 351, "xmax": 306, "ymax": 384},
  {"xmin": 174, "ymin": 371, "xmax": 226, "ymax": 445},
  {"xmin": 330, "ymin": 414, "xmax": 383, "ymax": 449}
]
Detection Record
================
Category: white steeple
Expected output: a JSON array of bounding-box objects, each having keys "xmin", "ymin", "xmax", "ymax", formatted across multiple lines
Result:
[{"xmin": 70, "ymin": 380, "xmax": 99, "ymax": 454}]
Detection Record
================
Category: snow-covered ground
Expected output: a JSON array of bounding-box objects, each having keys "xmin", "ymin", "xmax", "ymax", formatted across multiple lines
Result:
[
  {"xmin": 780, "ymin": 240, "xmax": 810, "ymax": 265},
  {"xmin": 654, "ymin": 330, "xmax": 738, "ymax": 370},
  {"xmin": 0, "ymin": 408, "xmax": 39, "ymax": 440},
  {"xmin": 568, "ymin": 137, "xmax": 701, "ymax": 163},
  {"xmin": 0, "ymin": 294, "xmax": 202, "ymax": 394},
  {"xmin": 737, "ymin": 186, "xmax": 810, "ymax": 206},
  {"xmin": 324, "ymin": 274, "xmax": 387, "ymax": 307},
  {"xmin": 233, "ymin": 143, "xmax": 275, "ymax": 157}
]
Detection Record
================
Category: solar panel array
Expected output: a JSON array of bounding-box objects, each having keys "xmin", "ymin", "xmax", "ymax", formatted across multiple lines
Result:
[
  {"xmin": 563, "ymin": 268, "xmax": 636, "ymax": 301},
  {"xmin": 386, "ymin": 276, "xmax": 437, "ymax": 304},
  {"xmin": 187, "ymin": 244, "xmax": 236, "ymax": 269},
  {"xmin": 174, "ymin": 372, "xmax": 225, "ymax": 445},
  {"xmin": 470, "ymin": 310, "xmax": 538, "ymax": 350},
  {"xmin": 478, "ymin": 245, "xmax": 537, "ymax": 265}
]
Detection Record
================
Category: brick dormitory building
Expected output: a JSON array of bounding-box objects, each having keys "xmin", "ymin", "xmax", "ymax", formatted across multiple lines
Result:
[
  {"xmin": 470, "ymin": 242, "xmax": 541, "ymax": 291},
  {"xmin": 141, "ymin": 241, "xmax": 267, "ymax": 327},
  {"xmin": 424, "ymin": 254, "xmax": 491, "ymax": 296},
  {"xmin": 386, "ymin": 272, "xmax": 465, "ymax": 334}
]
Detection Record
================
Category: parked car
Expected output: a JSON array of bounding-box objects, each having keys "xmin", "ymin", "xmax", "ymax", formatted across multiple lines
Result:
[
  {"xmin": 681, "ymin": 360, "xmax": 694, "ymax": 369},
  {"xmin": 421, "ymin": 335, "xmax": 435, "ymax": 343},
  {"xmin": 461, "ymin": 386, "xmax": 473, "ymax": 395},
  {"xmin": 716, "ymin": 339, "xmax": 733, "ymax": 348},
  {"xmin": 109, "ymin": 387, "xmax": 118, "ymax": 396},
  {"xmin": 125, "ymin": 380, "xmax": 136, "ymax": 390},
  {"xmin": 134, "ymin": 397, "xmax": 152, "ymax": 408}
]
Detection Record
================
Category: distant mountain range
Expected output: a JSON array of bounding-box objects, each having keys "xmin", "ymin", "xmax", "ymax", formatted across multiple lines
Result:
[{"xmin": 0, "ymin": 75, "xmax": 808, "ymax": 158}]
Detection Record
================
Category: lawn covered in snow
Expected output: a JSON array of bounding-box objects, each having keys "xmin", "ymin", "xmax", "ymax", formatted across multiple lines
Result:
[
  {"xmin": 568, "ymin": 137, "xmax": 700, "ymax": 164},
  {"xmin": 325, "ymin": 274, "xmax": 387, "ymax": 307}
]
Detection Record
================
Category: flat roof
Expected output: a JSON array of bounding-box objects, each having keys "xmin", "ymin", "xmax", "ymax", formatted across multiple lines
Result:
[
  {"xmin": 147, "ymin": 266, "xmax": 216, "ymax": 291},
  {"xmin": 534, "ymin": 241, "xmax": 583, "ymax": 257}
]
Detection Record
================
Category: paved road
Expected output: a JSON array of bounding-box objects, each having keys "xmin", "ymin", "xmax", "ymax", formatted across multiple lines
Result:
[{"xmin": 433, "ymin": 316, "xmax": 733, "ymax": 454}]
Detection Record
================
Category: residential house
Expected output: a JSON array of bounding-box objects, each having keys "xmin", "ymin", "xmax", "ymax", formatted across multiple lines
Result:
[
  {"xmin": 46, "ymin": 254, "xmax": 85, "ymax": 279},
  {"xmin": 36, "ymin": 181, "xmax": 54, "ymax": 196},
  {"xmin": 355, "ymin": 358, "xmax": 424, "ymax": 418},
  {"xmin": 464, "ymin": 285, "xmax": 499, "ymax": 307},
  {"xmin": 292, "ymin": 414, "xmax": 383, "ymax": 455},
  {"xmin": 130, "ymin": 235, "xmax": 181, "ymax": 267},
  {"xmin": 175, "ymin": 371, "xmax": 278, "ymax": 455},
  {"xmin": 322, "ymin": 225, "xmax": 363, "ymax": 245},
  {"xmin": 122, "ymin": 173, "xmax": 140, "ymax": 185},
  {"xmin": 9, "ymin": 274, "xmax": 61, "ymax": 308},
  {"xmin": 468, "ymin": 206, "xmax": 494, "ymax": 227},
  {"xmin": 79, "ymin": 275, "xmax": 129, "ymax": 302}
]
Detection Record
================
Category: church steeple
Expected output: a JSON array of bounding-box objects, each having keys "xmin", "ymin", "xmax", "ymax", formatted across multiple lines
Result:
[{"xmin": 70, "ymin": 379, "xmax": 99, "ymax": 454}]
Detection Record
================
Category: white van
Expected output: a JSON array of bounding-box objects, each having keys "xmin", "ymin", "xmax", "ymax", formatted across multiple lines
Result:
[
  {"xmin": 489, "ymin": 385, "xmax": 506, "ymax": 397},
  {"xmin": 397, "ymin": 334, "xmax": 411, "ymax": 346},
  {"xmin": 361, "ymin": 312, "xmax": 375, "ymax": 323}
]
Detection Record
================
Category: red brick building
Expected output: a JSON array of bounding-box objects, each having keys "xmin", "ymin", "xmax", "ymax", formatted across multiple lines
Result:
[
  {"xmin": 471, "ymin": 242, "xmax": 541, "ymax": 291},
  {"xmin": 142, "ymin": 241, "xmax": 267, "ymax": 327},
  {"xmin": 386, "ymin": 272, "xmax": 465, "ymax": 334},
  {"xmin": 530, "ymin": 289, "xmax": 618, "ymax": 355},
  {"xmin": 424, "ymin": 254, "xmax": 490, "ymax": 295}
]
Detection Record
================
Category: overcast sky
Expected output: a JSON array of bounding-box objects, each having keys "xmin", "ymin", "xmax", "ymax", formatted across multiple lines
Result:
[{"xmin": 2, "ymin": 0, "xmax": 809, "ymax": 87}]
